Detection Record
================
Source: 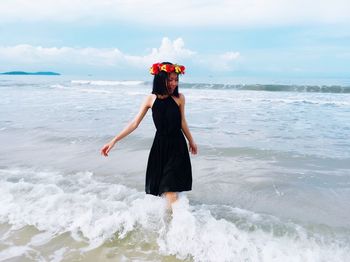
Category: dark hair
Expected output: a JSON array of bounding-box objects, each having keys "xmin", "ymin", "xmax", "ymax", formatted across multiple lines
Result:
[{"xmin": 152, "ymin": 62, "xmax": 179, "ymax": 97}]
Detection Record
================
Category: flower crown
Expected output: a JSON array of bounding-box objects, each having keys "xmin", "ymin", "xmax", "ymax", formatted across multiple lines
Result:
[{"xmin": 149, "ymin": 63, "xmax": 185, "ymax": 75}]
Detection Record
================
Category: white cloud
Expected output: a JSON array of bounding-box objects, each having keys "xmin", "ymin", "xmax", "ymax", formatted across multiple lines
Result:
[
  {"xmin": 0, "ymin": 44, "xmax": 124, "ymax": 66},
  {"xmin": 0, "ymin": 0, "xmax": 349, "ymax": 26},
  {"xmin": 0, "ymin": 38, "xmax": 239, "ymax": 73},
  {"xmin": 195, "ymin": 51, "xmax": 241, "ymax": 71},
  {"xmin": 124, "ymin": 38, "xmax": 196, "ymax": 67},
  {"xmin": 221, "ymin": 52, "xmax": 240, "ymax": 61},
  {"xmin": 218, "ymin": 51, "xmax": 241, "ymax": 70}
]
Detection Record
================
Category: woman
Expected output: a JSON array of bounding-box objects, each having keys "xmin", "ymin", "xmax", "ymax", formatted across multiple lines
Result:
[{"xmin": 100, "ymin": 62, "xmax": 197, "ymax": 208}]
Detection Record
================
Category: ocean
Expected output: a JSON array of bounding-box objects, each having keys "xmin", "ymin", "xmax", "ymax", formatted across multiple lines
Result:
[{"xmin": 0, "ymin": 75, "xmax": 349, "ymax": 261}]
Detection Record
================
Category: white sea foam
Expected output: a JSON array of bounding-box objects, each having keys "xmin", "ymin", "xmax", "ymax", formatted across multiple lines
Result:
[
  {"xmin": 0, "ymin": 167, "xmax": 165, "ymax": 249},
  {"xmin": 187, "ymin": 92, "xmax": 350, "ymax": 107},
  {"xmin": 50, "ymin": 84, "xmax": 70, "ymax": 89},
  {"xmin": 0, "ymin": 246, "xmax": 34, "ymax": 261},
  {"xmin": 78, "ymin": 88, "xmax": 112, "ymax": 94},
  {"xmin": 0, "ymin": 167, "xmax": 349, "ymax": 261},
  {"xmin": 49, "ymin": 247, "xmax": 68, "ymax": 262},
  {"xmin": 159, "ymin": 198, "xmax": 350, "ymax": 261},
  {"xmin": 29, "ymin": 231, "xmax": 54, "ymax": 247}
]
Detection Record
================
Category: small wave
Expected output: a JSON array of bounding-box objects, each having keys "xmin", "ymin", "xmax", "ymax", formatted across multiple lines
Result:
[
  {"xmin": 187, "ymin": 95, "xmax": 350, "ymax": 107},
  {"xmin": 50, "ymin": 83, "xmax": 113, "ymax": 93},
  {"xmin": 50, "ymin": 84, "xmax": 70, "ymax": 89},
  {"xmin": 181, "ymin": 83, "xmax": 350, "ymax": 93},
  {"xmin": 71, "ymin": 80, "xmax": 145, "ymax": 86},
  {"xmin": 78, "ymin": 88, "xmax": 112, "ymax": 94},
  {"xmin": 0, "ymin": 167, "xmax": 349, "ymax": 261},
  {"xmin": 247, "ymin": 98, "xmax": 350, "ymax": 107}
]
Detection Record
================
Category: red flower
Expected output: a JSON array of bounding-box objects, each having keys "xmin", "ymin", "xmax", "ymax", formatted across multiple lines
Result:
[
  {"xmin": 150, "ymin": 63, "xmax": 185, "ymax": 75},
  {"xmin": 150, "ymin": 63, "xmax": 160, "ymax": 75}
]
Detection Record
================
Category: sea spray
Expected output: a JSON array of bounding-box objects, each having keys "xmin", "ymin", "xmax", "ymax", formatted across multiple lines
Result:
[{"xmin": 0, "ymin": 167, "xmax": 349, "ymax": 261}]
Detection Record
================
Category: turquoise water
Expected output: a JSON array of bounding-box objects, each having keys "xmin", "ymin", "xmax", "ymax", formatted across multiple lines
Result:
[{"xmin": 0, "ymin": 76, "xmax": 349, "ymax": 261}]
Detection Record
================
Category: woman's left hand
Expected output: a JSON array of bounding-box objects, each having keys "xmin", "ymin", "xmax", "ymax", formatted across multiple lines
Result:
[{"xmin": 189, "ymin": 141, "xmax": 198, "ymax": 155}]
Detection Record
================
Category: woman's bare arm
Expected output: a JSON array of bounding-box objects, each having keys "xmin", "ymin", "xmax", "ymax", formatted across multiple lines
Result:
[
  {"xmin": 101, "ymin": 94, "xmax": 155, "ymax": 156},
  {"xmin": 179, "ymin": 93, "xmax": 198, "ymax": 154}
]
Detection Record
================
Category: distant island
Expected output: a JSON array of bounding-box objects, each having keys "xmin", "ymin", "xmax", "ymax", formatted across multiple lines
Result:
[{"xmin": 0, "ymin": 71, "xmax": 61, "ymax": 75}]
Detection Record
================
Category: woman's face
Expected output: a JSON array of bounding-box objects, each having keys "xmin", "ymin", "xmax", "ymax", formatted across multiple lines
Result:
[{"xmin": 167, "ymin": 72, "xmax": 178, "ymax": 94}]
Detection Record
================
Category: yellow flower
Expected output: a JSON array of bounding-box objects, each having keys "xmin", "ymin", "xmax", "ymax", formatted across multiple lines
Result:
[{"xmin": 174, "ymin": 65, "xmax": 181, "ymax": 73}]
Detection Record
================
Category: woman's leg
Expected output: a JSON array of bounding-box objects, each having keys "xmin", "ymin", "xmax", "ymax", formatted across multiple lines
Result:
[{"xmin": 164, "ymin": 192, "xmax": 178, "ymax": 208}]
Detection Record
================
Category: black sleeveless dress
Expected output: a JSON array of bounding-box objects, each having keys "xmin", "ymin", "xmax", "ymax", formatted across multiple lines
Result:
[{"xmin": 145, "ymin": 95, "xmax": 192, "ymax": 196}]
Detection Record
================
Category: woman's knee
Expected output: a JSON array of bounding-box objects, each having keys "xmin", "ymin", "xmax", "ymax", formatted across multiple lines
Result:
[{"xmin": 164, "ymin": 192, "xmax": 177, "ymax": 202}]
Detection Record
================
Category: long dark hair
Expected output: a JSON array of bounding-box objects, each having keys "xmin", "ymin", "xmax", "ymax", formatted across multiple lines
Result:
[{"xmin": 152, "ymin": 62, "xmax": 179, "ymax": 97}]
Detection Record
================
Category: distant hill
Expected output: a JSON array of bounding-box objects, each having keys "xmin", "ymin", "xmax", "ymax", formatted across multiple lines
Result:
[{"xmin": 0, "ymin": 71, "xmax": 61, "ymax": 75}]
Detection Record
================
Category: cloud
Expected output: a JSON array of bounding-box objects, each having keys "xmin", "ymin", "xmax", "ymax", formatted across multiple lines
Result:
[
  {"xmin": 124, "ymin": 38, "xmax": 196, "ymax": 67},
  {"xmin": 0, "ymin": 0, "xmax": 349, "ymax": 26},
  {"xmin": 0, "ymin": 44, "xmax": 124, "ymax": 66},
  {"xmin": 0, "ymin": 38, "xmax": 239, "ymax": 73},
  {"xmin": 195, "ymin": 51, "xmax": 241, "ymax": 72}
]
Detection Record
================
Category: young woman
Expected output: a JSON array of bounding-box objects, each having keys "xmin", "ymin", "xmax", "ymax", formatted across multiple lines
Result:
[{"xmin": 100, "ymin": 62, "xmax": 197, "ymax": 207}]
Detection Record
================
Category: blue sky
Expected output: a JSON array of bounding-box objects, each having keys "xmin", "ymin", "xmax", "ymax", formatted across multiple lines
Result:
[{"xmin": 0, "ymin": 0, "xmax": 349, "ymax": 84}]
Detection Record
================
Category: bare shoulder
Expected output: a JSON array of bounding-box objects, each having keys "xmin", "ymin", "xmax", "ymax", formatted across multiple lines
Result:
[
  {"xmin": 178, "ymin": 93, "xmax": 186, "ymax": 105},
  {"xmin": 144, "ymin": 94, "xmax": 157, "ymax": 108}
]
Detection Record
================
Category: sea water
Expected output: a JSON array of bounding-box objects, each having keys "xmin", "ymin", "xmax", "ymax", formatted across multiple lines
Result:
[{"xmin": 0, "ymin": 76, "xmax": 349, "ymax": 261}]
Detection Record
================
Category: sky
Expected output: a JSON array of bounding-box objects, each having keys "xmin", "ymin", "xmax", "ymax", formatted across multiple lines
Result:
[{"xmin": 0, "ymin": 0, "xmax": 349, "ymax": 84}]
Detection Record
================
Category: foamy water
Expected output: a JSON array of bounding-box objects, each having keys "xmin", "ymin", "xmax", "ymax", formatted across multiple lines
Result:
[
  {"xmin": 0, "ymin": 76, "xmax": 350, "ymax": 261},
  {"xmin": 1, "ymin": 167, "xmax": 349, "ymax": 261}
]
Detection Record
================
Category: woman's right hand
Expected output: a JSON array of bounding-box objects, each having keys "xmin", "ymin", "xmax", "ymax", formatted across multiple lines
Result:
[
  {"xmin": 100, "ymin": 141, "xmax": 116, "ymax": 157},
  {"xmin": 189, "ymin": 141, "xmax": 198, "ymax": 155}
]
